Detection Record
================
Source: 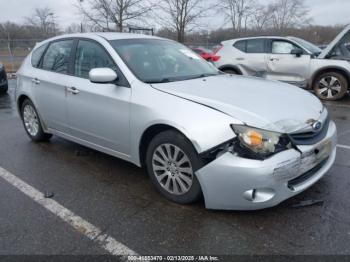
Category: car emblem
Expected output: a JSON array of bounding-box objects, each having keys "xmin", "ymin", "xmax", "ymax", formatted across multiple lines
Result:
[
  {"xmin": 306, "ymin": 119, "xmax": 323, "ymax": 131},
  {"xmin": 312, "ymin": 121, "xmax": 322, "ymax": 131}
]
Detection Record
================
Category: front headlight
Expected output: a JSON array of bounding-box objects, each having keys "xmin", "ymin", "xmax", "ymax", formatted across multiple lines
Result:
[{"xmin": 231, "ymin": 125, "xmax": 292, "ymax": 159}]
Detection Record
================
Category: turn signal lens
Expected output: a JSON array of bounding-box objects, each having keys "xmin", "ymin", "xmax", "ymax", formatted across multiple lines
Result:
[{"xmin": 242, "ymin": 130, "xmax": 263, "ymax": 147}]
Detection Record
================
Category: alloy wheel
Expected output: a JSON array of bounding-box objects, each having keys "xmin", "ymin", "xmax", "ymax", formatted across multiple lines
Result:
[
  {"xmin": 316, "ymin": 76, "xmax": 342, "ymax": 99},
  {"xmin": 23, "ymin": 104, "xmax": 39, "ymax": 137},
  {"xmin": 152, "ymin": 144, "xmax": 194, "ymax": 196}
]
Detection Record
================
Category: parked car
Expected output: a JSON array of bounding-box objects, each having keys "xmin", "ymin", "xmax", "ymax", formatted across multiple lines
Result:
[
  {"xmin": 214, "ymin": 24, "xmax": 350, "ymax": 101},
  {"xmin": 191, "ymin": 47, "xmax": 220, "ymax": 62},
  {"xmin": 16, "ymin": 33, "xmax": 337, "ymax": 210},
  {"xmin": 0, "ymin": 62, "xmax": 8, "ymax": 94}
]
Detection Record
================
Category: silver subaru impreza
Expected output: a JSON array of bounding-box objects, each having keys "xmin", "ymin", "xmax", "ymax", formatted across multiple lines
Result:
[{"xmin": 16, "ymin": 33, "xmax": 337, "ymax": 210}]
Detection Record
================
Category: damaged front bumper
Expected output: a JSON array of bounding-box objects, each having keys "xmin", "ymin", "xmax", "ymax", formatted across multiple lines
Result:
[{"xmin": 196, "ymin": 121, "xmax": 337, "ymax": 210}]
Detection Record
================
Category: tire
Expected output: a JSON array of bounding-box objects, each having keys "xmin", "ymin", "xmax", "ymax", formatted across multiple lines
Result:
[
  {"xmin": 222, "ymin": 69, "xmax": 239, "ymax": 75},
  {"xmin": 313, "ymin": 72, "xmax": 348, "ymax": 101},
  {"xmin": 21, "ymin": 99, "xmax": 52, "ymax": 142},
  {"xmin": 0, "ymin": 84, "xmax": 8, "ymax": 94},
  {"xmin": 146, "ymin": 130, "xmax": 205, "ymax": 205}
]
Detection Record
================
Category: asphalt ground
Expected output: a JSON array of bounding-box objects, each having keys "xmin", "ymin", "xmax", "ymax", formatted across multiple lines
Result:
[{"xmin": 0, "ymin": 80, "xmax": 350, "ymax": 260}]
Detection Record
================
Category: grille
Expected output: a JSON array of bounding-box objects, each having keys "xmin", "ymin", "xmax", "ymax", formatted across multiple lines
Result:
[
  {"xmin": 288, "ymin": 158, "xmax": 329, "ymax": 190},
  {"xmin": 289, "ymin": 116, "xmax": 330, "ymax": 146}
]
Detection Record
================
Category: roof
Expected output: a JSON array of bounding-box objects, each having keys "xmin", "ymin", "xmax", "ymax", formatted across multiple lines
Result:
[
  {"xmin": 222, "ymin": 36, "xmax": 289, "ymax": 44},
  {"xmin": 35, "ymin": 32, "xmax": 165, "ymax": 47}
]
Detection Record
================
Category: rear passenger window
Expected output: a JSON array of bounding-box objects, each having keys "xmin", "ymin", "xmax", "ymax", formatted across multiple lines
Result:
[
  {"xmin": 42, "ymin": 40, "xmax": 74, "ymax": 74},
  {"xmin": 246, "ymin": 39, "xmax": 265, "ymax": 53},
  {"xmin": 234, "ymin": 41, "xmax": 246, "ymax": 52},
  {"xmin": 31, "ymin": 44, "xmax": 48, "ymax": 68}
]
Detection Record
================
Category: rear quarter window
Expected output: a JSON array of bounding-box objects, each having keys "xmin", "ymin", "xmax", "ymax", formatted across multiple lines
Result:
[
  {"xmin": 234, "ymin": 41, "xmax": 246, "ymax": 52},
  {"xmin": 31, "ymin": 44, "xmax": 48, "ymax": 68}
]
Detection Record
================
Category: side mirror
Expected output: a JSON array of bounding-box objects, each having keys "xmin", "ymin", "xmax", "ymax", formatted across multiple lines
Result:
[
  {"xmin": 89, "ymin": 68, "xmax": 118, "ymax": 84},
  {"xmin": 291, "ymin": 48, "xmax": 304, "ymax": 57}
]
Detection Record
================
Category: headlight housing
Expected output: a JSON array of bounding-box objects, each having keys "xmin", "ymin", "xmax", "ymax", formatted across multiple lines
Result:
[{"xmin": 231, "ymin": 125, "xmax": 292, "ymax": 159}]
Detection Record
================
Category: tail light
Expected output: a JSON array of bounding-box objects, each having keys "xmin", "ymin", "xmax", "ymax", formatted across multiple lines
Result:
[{"xmin": 211, "ymin": 55, "xmax": 221, "ymax": 62}]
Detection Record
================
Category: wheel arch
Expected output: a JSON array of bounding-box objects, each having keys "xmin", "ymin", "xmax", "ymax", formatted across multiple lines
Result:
[
  {"xmin": 311, "ymin": 66, "xmax": 350, "ymax": 89},
  {"xmin": 218, "ymin": 65, "xmax": 243, "ymax": 75},
  {"xmin": 17, "ymin": 94, "xmax": 30, "ymax": 116},
  {"xmin": 138, "ymin": 124, "xmax": 198, "ymax": 168}
]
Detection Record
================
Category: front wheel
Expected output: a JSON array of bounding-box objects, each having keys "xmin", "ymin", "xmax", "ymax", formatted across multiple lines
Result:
[
  {"xmin": 21, "ymin": 99, "xmax": 52, "ymax": 142},
  {"xmin": 146, "ymin": 130, "xmax": 204, "ymax": 204},
  {"xmin": 313, "ymin": 72, "xmax": 348, "ymax": 101}
]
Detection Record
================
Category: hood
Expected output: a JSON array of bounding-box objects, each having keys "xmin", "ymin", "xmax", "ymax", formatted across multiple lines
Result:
[
  {"xmin": 319, "ymin": 24, "xmax": 350, "ymax": 59},
  {"xmin": 152, "ymin": 75, "xmax": 324, "ymax": 134}
]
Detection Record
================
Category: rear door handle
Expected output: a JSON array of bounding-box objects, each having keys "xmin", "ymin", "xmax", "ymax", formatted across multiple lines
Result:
[
  {"xmin": 269, "ymin": 58, "xmax": 280, "ymax": 62},
  {"xmin": 236, "ymin": 57, "xmax": 245, "ymax": 61},
  {"xmin": 67, "ymin": 87, "xmax": 80, "ymax": 95},
  {"xmin": 32, "ymin": 78, "xmax": 40, "ymax": 85}
]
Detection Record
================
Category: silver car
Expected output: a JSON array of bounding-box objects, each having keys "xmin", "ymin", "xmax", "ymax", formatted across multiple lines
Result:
[
  {"xmin": 214, "ymin": 25, "xmax": 350, "ymax": 101},
  {"xmin": 16, "ymin": 33, "xmax": 337, "ymax": 210}
]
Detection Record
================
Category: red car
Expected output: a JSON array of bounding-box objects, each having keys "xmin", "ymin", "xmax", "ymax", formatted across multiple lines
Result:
[{"xmin": 191, "ymin": 47, "xmax": 220, "ymax": 62}]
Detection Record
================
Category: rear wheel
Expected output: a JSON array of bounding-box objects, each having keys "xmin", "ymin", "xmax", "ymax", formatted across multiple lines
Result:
[
  {"xmin": 313, "ymin": 72, "xmax": 348, "ymax": 101},
  {"xmin": 146, "ymin": 130, "xmax": 204, "ymax": 204},
  {"xmin": 21, "ymin": 99, "xmax": 52, "ymax": 142},
  {"xmin": 222, "ymin": 69, "xmax": 239, "ymax": 75}
]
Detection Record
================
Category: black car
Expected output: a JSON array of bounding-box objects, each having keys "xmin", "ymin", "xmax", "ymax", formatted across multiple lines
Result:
[{"xmin": 0, "ymin": 63, "xmax": 8, "ymax": 94}]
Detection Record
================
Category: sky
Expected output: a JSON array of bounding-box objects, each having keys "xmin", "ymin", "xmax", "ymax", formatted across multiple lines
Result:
[{"xmin": 0, "ymin": 0, "xmax": 349, "ymax": 29}]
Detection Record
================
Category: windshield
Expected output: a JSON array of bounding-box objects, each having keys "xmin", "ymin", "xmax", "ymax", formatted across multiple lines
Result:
[
  {"xmin": 289, "ymin": 37, "xmax": 322, "ymax": 55},
  {"xmin": 110, "ymin": 39, "xmax": 220, "ymax": 83}
]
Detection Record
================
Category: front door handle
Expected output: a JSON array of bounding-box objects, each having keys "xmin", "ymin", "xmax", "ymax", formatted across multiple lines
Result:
[
  {"xmin": 32, "ymin": 78, "xmax": 40, "ymax": 85},
  {"xmin": 67, "ymin": 87, "xmax": 80, "ymax": 95},
  {"xmin": 269, "ymin": 58, "xmax": 280, "ymax": 62}
]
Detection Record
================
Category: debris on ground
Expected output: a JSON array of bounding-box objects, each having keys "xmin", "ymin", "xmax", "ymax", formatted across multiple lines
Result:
[
  {"xmin": 292, "ymin": 199, "xmax": 324, "ymax": 208},
  {"xmin": 44, "ymin": 191, "xmax": 55, "ymax": 199}
]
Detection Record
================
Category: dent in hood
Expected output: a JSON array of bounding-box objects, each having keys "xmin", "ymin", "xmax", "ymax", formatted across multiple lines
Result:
[{"xmin": 152, "ymin": 75, "xmax": 324, "ymax": 134}]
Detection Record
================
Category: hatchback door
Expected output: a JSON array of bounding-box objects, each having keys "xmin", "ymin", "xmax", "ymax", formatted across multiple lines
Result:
[
  {"xmin": 266, "ymin": 39, "xmax": 311, "ymax": 87},
  {"xmin": 33, "ymin": 39, "xmax": 75, "ymax": 132},
  {"xmin": 66, "ymin": 39, "xmax": 131, "ymax": 155}
]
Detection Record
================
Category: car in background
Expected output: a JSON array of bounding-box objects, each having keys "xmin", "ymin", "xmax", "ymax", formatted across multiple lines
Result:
[
  {"xmin": 214, "ymin": 24, "xmax": 350, "ymax": 101},
  {"xmin": 0, "ymin": 62, "xmax": 8, "ymax": 94},
  {"xmin": 191, "ymin": 47, "xmax": 220, "ymax": 62},
  {"xmin": 16, "ymin": 33, "xmax": 336, "ymax": 210}
]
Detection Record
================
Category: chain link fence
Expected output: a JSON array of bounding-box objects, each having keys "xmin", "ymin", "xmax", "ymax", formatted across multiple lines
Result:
[
  {"xmin": 0, "ymin": 39, "xmax": 219, "ymax": 74},
  {"xmin": 0, "ymin": 39, "xmax": 44, "ymax": 73}
]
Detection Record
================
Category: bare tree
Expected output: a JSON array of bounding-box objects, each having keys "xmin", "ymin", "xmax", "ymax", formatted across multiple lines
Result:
[
  {"xmin": 269, "ymin": 0, "xmax": 311, "ymax": 31},
  {"xmin": 76, "ymin": 0, "xmax": 153, "ymax": 32},
  {"xmin": 250, "ymin": 4, "xmax": 272, "ymax": 31},
  {"xmin": 157, "ymin": 0, "xmax": 214, "ymax": 43},
  {"xmin": 25, "ymin": 7, "xmax": 58, "ymax": 36},
  {"xmin": 219, "ymin": 0, "xmax": 256, "ymax": 35}
]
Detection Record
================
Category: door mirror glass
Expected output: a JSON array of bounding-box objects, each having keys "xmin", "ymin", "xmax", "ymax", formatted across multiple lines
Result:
[
  {"xmin": 291, "ymin": 48, "xmax": 304, "ymax": 57},
  {"xmin": 89, "ymin": 68, "xmax": 118, "ymax": 83}
]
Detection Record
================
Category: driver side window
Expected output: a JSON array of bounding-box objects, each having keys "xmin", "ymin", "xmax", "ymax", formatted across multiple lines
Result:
[
  {"xmin": 272, "ymin": 41, "xmax": 298, "ymax": 54},
  {"xmin": 74, "ymin": 40, "xmax": 116, "ymax": 79}
]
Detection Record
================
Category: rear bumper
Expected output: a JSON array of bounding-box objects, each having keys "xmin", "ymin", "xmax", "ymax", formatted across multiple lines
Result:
[{"xmin": 196, "ymin": 121, "xmax": 337, "ymax": 210}]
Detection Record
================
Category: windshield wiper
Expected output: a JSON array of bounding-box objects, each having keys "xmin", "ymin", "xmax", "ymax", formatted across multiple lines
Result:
[
  {"xmin": 145, "ymin": 78, "xmax": 174, "ymax": 84},
  {"xmin": 186, "ymin": 73, "xmax": 220, "ymax": 80}
]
